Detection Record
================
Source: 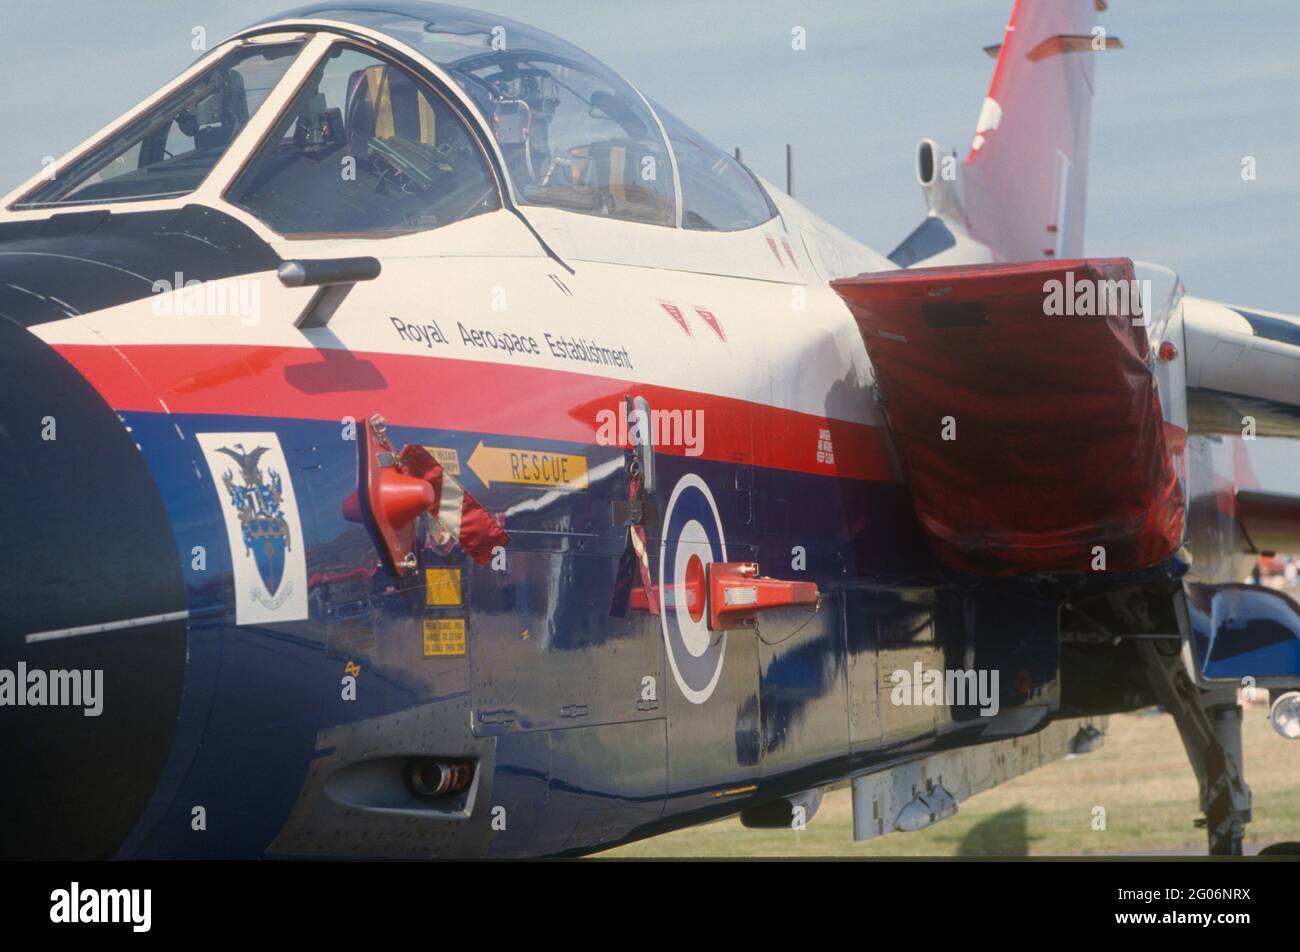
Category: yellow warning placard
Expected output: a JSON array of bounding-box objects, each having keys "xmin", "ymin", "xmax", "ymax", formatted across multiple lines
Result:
[
  {"xmin": 423, "ymin": 618, "xmax": 466, "ymax": 657},
  {"xmin": 467, "ymin": 441, "xmax": 588, "ymax": 491},
  {"xmin": 425, "ymin": 568, "xmax": 462, "ymax": 606},
  {"xmin": 422, "ymin": 446, "xmax": 461, "ymax": 476}
]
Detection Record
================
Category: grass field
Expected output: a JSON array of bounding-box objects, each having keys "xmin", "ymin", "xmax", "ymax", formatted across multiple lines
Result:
[{"xmin": 601, "ymin": 705, "xmax": 1300, "ymax": 857}]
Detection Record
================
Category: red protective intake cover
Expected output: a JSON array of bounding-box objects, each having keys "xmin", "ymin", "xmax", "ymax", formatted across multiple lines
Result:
[{"xmin": 832, "ymin": 258, "xmax": 1184, "ymax": 575}]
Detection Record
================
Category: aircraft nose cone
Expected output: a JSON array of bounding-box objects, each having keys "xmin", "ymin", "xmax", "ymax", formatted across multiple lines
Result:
[{"xmin": 0, "ymin": 316, "xmax": 188, "ymax": 859}]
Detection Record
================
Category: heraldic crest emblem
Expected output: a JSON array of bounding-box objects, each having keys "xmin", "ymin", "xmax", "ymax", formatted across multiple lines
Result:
[{"xmin": 217, "ymin": 443, "xmax": 293, "ymax": 602}]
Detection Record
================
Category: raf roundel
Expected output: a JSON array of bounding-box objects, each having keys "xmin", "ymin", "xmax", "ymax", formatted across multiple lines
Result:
[{"xmin": 659, "ymin": 473, "xmax": 728, "ymax": 704}]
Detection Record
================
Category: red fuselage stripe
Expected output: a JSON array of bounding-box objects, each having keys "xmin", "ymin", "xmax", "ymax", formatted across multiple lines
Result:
[{"xmin": 52, "ymin": 343, "xmax": 898, "ymax": 481}]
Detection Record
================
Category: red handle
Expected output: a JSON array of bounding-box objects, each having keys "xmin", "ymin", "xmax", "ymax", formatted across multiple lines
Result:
[{"xmin": 707, "ymin": 562, "xmax": 819, "ymax": 631}]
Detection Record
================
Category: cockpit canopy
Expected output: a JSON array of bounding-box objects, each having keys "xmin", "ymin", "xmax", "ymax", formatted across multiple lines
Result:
[
  {"xmin": 13, "ymin": 2, "xmax": 777, "ymax": 236},
  {"xmin": 298, "ymin": 2, "xmax": 678, "ymax": 224}
]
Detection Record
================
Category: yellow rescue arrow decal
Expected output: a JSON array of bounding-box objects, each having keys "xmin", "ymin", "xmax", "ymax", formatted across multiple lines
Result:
[{"xmin": 467, "ymin": 441, "xmax": 589, "ymax": 491}]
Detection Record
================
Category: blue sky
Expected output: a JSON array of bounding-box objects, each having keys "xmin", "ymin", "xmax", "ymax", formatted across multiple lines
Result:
[{"xmin": 1, "ymin": 1, "xmax": 1295, "ymax": 311}]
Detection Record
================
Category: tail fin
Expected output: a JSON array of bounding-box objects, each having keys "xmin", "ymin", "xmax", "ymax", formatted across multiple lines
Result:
[{"xmin": 963, "ymin": 0, "xmax": 1117, "ymax": 261}]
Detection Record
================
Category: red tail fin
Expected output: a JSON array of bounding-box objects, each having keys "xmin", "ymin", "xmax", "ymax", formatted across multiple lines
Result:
[{"xmin": 963, "ymin": 0, "xmax": 1116, "ymax": 261}]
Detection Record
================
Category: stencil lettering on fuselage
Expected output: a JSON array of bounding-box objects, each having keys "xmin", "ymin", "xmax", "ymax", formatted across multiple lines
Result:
[
  {"xmin": 659, "ymin": 474, "xmax": 727, "ymax": 704},
  {"xmin": 196, "ymin": 432, "xmax": 309, "ymax": 625}
]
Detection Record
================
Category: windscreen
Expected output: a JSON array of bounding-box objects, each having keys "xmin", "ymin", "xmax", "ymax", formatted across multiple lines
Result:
[
  {"xmin": 226, "ymin": 44, "xmax": 500, "ymax": 235},
  {"xmin": 16, "ymin": 41, "xmax": 305, "ymax": 209}
]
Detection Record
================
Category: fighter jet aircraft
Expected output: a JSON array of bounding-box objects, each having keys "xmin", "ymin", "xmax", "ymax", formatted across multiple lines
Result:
[{"xmin": 1, "ymin": 0, "xmax": 1296, "ymax": 859}]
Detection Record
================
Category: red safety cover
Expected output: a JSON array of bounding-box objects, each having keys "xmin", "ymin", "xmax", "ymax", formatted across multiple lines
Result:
[{"xmin": 832, "ymin": 258, "xmax": 1184, "ymax": 576}]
